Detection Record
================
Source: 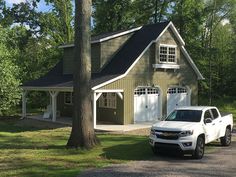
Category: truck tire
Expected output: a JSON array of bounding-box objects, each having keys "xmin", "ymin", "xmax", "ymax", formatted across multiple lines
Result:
[
  {"xmin": 220, "ymin": 127, "xmax": 231, "ymax": 146},
  {"xmin": 192, "ymin": 136, "xmax": 205, "ymax": 159}
]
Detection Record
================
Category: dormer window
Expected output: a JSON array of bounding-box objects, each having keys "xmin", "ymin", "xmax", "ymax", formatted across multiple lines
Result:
[{"xmin": 159, "ymin": 45, "xmax": 177, "ymax": 63}]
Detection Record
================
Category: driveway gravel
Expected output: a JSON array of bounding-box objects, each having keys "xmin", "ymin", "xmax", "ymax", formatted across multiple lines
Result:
[{"xmin": 78, "ymin": 136, "xmax": 236, "ymax": 177}]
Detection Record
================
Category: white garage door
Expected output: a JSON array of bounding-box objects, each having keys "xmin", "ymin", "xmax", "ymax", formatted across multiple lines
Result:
[
  {"xmin": 134, "ymin": 87, "xmax": 159, "ymax": 122},
  {"xmin": 167, "ymin": 87, "xmax": 190, "ymax": 115}
]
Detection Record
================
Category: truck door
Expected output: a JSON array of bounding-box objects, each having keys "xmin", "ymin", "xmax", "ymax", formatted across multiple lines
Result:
[
  {"xmin": 203, "ymin": 110, "xmax": 216, "ymax": 143},
  {"xmin": 211, "ymin": 108, "xmax": 221, "ymax": 138}
]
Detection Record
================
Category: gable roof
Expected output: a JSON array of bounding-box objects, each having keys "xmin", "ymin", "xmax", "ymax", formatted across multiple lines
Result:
[
  {"xmin": 22, "ymin": 21, "xmax": 204, "ymax": 91},
  {"xmin": 99, "ymin": 22, "xmax": 169, "ymax": 76}
]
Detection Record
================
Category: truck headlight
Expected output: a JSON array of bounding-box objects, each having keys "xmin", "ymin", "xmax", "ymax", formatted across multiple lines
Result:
[
  {"xmin": 179, "ymin": 130, "xmax": 193, "ymax": 137},
  {"xmin": 150, "ymin": 129, "xmax": 156, "ymax": 136}
]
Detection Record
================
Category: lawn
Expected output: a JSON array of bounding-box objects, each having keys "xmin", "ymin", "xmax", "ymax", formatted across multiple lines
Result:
[
  {"xmin": 211, "ymin": 97, "xmax": 236, "ymax": 123},
  {"xmin": 199, "ymin": 96, "xmax": 236, "ymax": 123},
  {"xmin": 0, "ymin": 118, "xmax": 152, "ymax": 177},
  {"xmin": 0, "ymin": 117, "xmax": 225, "ymax": 177}
]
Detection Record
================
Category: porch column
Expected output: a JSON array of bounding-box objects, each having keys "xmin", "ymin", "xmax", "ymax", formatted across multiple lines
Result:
[
  {"xmin": 49, "ymin": 91, "xmax": 59, "ymax": 122},
  {"xmin": 22, "ymin": 90, "xmax": 28, "ymax": 118},
  {"xmin": 93, "ymin": 91, "xmax": 103, "ymax": 129},
  {"xmin": 93, "ymin": 92, "xmax": 97, "ymax": 129}
]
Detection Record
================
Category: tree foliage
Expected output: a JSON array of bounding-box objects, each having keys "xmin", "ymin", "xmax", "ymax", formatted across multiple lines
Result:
[{"xmin": 0, "ymin": 27, "xmax": 21, "ymax": 115}]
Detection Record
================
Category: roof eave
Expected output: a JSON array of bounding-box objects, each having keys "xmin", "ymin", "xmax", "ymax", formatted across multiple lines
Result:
[
  {"xmin": 168, "ymin": 22, "xmax": 185, "ymax": 46},
  {"xmin": 21, "ymin": 86, "xmax": 73, "ymax": 91},
  {"xmin": 181, "ymin": 46, "xmax": 204, "ymax": 80}
]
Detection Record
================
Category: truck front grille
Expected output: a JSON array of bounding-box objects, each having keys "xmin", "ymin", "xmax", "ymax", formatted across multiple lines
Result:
[{"xmin": 155, "ymin": 130, "xmax": 180, "ymax": 140}]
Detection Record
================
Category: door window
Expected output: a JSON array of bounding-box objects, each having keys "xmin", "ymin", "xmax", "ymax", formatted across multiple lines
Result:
[
  {"xmin": 211, "ymin": 109, "xmax": 219, "ymax": 119},
  {"xmin": 204, "ymin": 110, "xmax": 213, "ymax": 122}
]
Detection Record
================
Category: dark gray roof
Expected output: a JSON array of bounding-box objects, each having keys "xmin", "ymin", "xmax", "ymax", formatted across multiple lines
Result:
[
  {"xmin": 23, "ymin": 61, "xmax": 120, "ymax": 88},
  {"xmin": 100, "ymin": 22, "xmax": 169, "ymax": 75},
  {"xmin": 23, "ymin": 22, "xmax": 170, "ymax": 89},
  {"xmin": 91, "ymin": 28, "xmax": 136, "ymax": 41}
]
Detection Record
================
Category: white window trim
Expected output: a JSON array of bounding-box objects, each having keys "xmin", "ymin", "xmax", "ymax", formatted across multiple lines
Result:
[
  {"xmin": 152, "ymin": 63, "xmax": 180, "ymax": 69},
  {"xmin": 159, "ymin": 44, "xmax": 177, "ymax": 64},
  {"xmin": 64, "ymin": 92, "xmax": 73, "ymax": 105},
  {"xmin": 99, "ymin": 93, "xmax": 117, "ymax": 109}
]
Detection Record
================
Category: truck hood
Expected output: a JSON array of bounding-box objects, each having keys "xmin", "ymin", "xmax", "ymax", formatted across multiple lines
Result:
[{"xmin": 152, "ymin": 121, "xmax": 199, "ymax": 131}]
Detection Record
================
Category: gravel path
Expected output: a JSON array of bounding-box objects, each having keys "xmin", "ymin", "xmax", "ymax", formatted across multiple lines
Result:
[{"xmin": 78, "ymin": 137, "xmax": 236, "ymax": 177}]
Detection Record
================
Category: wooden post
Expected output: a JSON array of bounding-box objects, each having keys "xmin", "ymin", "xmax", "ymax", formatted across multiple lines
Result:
[
  {"xmin": 49, "ymin": 91, "xmax": 59, "ymax": 122},
  {"xmin": 93, "ymin": 92, "xmax": 97, "ymax": 129},
  {"xmin": 22, "ymin": 90, "xmax": 28, "ymax": 118}
]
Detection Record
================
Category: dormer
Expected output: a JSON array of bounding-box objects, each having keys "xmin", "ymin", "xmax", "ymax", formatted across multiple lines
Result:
[
  {"xmin": 60, "ymin": 27, "xmax": 141, "ymax": 75},
  {"xmin": 152, "ymin": 23, "xmax": 185, "ymax": 70}
]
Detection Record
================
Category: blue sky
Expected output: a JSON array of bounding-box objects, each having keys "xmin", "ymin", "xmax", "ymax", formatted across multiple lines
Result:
[{"xmin": 5, "ymin": 0, "xmax": 52, "ymax": 12}]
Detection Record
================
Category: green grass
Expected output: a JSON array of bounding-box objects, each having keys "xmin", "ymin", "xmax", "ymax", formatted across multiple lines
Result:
[
  {"xmin": 0, "ymin": 119, "xmax": 152, "ymax": 177},
  {"xmin": 199, "ymin": 96, "xmax": 236, "ymax": 123},
  {"xmin": 211, "ymin": 97, "xmax": 236, "ymax": 123},
  {"xmin": 0, "ymin": 117, "xmax": 226, "ymax": 177}
]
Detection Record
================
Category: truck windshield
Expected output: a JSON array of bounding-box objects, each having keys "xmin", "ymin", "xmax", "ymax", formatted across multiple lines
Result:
[{"xmin": 165, "ymin": 110, "xmax": 202, "ymax": 122}]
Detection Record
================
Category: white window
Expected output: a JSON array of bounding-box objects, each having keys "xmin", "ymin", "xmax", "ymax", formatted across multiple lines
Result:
[
  {"xmin": 99, "ymin": 93, "xmax": 116, "ymax": 109},
  {"xmin": 159, "ymin": 45, "xmax": 177, "ymax": 63},
  {"xmin": 64, "ymin": 92, "xmax": 73, "ymax": 105}
]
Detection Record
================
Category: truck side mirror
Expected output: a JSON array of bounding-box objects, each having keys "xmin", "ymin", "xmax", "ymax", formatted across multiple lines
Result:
[{"xmin": 204, "ymin": 118, "xmax": 212, "ymax": 124}]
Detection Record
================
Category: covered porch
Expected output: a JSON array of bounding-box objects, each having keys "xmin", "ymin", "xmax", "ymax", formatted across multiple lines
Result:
[{"xmin": 21, "ymin": 87, "xmax": 125, "ymax": 129}]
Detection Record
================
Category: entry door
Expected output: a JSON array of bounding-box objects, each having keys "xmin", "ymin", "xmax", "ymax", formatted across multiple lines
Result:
[
  {"xmin": 134, "ymin": 87, "xmax": 159, "ymax": 122},
  {"xmin": 167, "ymin": 87, "xmax": 189, "ymax": 115}
]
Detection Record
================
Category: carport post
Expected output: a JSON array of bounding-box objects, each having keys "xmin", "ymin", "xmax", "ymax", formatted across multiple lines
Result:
[
  {"xmin": 22, "ymin": 90, "xmax": 28, "ymax": 118},
  {"xmin": 93, "ymin": 91, "xmax": 97, "ymax": 129},
  {"xmin": 49, "ymin": 91, "xmax": 59, "ymax": 122}
]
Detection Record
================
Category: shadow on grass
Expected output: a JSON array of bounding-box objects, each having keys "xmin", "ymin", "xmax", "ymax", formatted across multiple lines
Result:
[
  {"xmin": 100, "ymin": 136, "xmax": 153, "ymax": 161},
  {"xmin": 0, "ymin": 118, "xmax": 69, "ymax": 133}
]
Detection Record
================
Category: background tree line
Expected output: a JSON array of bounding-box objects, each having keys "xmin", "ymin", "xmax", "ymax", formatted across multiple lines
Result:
[{"xmin": 0, "ymin": 0, "xmax": 235, "ymax": 114}]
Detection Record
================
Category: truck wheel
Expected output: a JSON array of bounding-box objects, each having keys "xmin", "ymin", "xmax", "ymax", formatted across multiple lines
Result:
[
  {"xmin": 192, "ymin": 136, "xmax": 205, "ymax": 159},
  {"xmin": 220, "ymin": 127, "xmax": 231, "ymax": 146}
]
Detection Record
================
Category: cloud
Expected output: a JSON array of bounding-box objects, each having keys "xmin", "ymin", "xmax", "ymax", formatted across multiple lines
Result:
[{"xmin": 6, "ymin": 0, "xmax": 26, "ymax": 4}]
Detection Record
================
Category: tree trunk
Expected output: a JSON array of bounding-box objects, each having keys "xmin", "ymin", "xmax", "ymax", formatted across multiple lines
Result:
[{"xmin": 67, "ymin": 0, "xmax": 99, "ymax": 149}]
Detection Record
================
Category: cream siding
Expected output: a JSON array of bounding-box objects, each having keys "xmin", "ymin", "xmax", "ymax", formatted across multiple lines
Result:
[{"xmin": 99, "ymin": 28, "xmax": 198, "ymax": 124}]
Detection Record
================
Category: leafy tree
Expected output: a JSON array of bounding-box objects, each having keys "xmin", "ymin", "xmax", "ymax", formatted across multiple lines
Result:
[
  {"xmin": 0, "ymin": 27, "xmax": 21, "ymax": 115},
  {"xmin": 67, "ymin": 0, "xmax": 99, "ymax": 148},
  {"xmin": 92, "ymin": 0, "xmax": 135, "ymax": 34},
  {"xmin": 92, "ymin": 0, "xmax": 173, "ymax": 34},
  {"xmin": 43, "ymin": 0, "xmax": 74, "ymax": 43},
  {"xmin": 132, "ymin": 0, "xmax": 172, "ymax": 24},
  {"xmin": 170, "ymin": 0, "xmax": 205, "ymax": 43}
]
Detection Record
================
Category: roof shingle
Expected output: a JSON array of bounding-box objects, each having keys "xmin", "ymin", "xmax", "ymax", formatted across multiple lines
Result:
[{"xmin": 23, "ymin": 22, "xmax": 170, "ymax": 89}]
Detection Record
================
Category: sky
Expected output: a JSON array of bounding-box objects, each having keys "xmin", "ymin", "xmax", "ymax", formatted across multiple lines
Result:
[{"xmin": 5, "ymin": 0, "xmax": 52, "ymax": 12}]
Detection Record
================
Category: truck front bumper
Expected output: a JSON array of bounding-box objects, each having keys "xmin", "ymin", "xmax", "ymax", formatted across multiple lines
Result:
[{"xmin": 149, "ymin": 135, "xmax": 197, "ymax": 153}]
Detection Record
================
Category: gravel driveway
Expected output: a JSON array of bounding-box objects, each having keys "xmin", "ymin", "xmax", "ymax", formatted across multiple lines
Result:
[{"xmin": 78, "ymin": 136, "xmax": 236, "ymax": 177}]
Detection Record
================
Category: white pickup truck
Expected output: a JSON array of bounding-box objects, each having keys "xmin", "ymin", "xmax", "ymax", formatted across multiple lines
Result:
[{"xmin": 149, "ymin": 106, "xmax": 233, "ymax": 159}]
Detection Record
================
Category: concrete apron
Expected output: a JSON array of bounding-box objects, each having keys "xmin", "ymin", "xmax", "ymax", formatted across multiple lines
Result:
[
  {"xmin": 26, "ymin": 115, "xmax": 153, "ymax": 132},
  {"xmin": 95, "ymin": 123, "xmax": 153, "ymax": 132}
]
